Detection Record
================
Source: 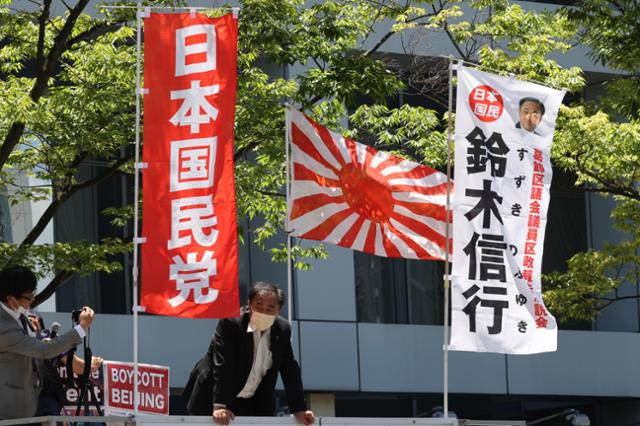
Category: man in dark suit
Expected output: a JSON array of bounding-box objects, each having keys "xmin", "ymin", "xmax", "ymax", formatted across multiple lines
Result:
[
  {"xmin": 0, "ymin": 265, "xmax": 95, "ymax": 420},
  {"xmin": 185, "ymin": 282, "xmax": 315, "ymax": 425}
]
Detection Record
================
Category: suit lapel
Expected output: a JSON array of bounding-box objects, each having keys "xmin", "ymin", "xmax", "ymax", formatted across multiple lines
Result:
[
  {"xmin": 270, "ymin": 322, "xmax": 281, "ymax": 351},
  {"xmin": 269, "ymin": 318, "xmax": 285, "ymax": 368},
  {"xmin": 240, "ymin": 310, "xmax": 254, "ymax": 378}
]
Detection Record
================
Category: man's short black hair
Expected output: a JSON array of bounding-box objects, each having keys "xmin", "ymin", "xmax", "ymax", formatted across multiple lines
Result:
[
  {"xmin": 0, "ymin": 265, "xmax": 37, "ymax": 302},
  {"xmin": 519, "ymin": 97, "xmax": 545, "ymax": 116},
  {"xmin": 249, "ymin": 282, "xmax": 285, "ymax": 307}
]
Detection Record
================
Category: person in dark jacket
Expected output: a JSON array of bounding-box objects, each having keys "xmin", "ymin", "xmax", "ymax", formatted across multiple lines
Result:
[{"xmin": 184, "ymin": 282, "xmax": 314, "ymax": 425}]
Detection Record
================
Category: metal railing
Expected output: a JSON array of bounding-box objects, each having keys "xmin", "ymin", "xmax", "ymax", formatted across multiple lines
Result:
[
  {"xmin": 0, "ymin": 415, "xmax": 459, "ymax": 426},
  {"xmin": 0, "ymin": 415, "xmax": 525, "ymax": 426}
]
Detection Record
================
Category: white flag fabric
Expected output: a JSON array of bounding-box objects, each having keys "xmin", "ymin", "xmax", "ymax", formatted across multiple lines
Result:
[{"xmin": 450, "ymin": 65, "xmax": 565, "ymax": 354}]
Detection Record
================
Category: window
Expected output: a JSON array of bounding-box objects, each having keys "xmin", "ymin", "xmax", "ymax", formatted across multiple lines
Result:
[
  {"xmin": 355, "ymin": 253, "xmax": 444, "ymax": 325},
  {"xmin": 55, "ymin": 162, "xmax": 133, "ymax": 314}
]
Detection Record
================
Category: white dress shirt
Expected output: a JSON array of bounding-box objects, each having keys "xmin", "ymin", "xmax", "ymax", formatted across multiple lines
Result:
[{"xmin": 236, "ymin": 323, "xmax": 273, "ymax": 398}]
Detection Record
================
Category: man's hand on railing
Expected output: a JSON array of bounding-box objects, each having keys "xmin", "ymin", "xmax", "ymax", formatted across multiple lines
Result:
[
  {"xmin": 294, "ymin": 410, "xmax": 315, "ymax": 425},
  {"xmin": 213, "ymin": 407, "xmax": 235, "ymax": 425}
]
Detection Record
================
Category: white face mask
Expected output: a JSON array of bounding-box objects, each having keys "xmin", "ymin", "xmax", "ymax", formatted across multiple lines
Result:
[{"xmin": 250, "ymin": 311, "xmax": 276, "ymax": 331}]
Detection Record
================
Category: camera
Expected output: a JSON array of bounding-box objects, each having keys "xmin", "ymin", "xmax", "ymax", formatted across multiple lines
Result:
[{"xmin": 71, "ymin": 309, "xmax": 83, "ymax": 324}]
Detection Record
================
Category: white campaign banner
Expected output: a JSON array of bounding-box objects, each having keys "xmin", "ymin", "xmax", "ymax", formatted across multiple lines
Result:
[{"xmin": 450, "ymin": 65, "xmax": 565, "ymax": 354}]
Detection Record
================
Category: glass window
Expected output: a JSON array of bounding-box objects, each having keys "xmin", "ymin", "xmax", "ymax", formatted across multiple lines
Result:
[
  {"xmin": 355, "ymin": 253, "xmax": 405, "ymax": 323},
  {"xmin": 55, "ymin": 163, "xmax": 131, "ymax": 314},
  {"xmin": 406, "ymin": 259, "xmax": 445, "ymax": 325},
  {"xmin": 355, "ymin": 252, "xmax": 444, "ymax": 325}
]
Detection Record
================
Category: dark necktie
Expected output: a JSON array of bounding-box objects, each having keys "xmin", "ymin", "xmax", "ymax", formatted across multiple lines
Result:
[
  {"xmin": 19, "ymin": 314, "xmax": 30, "ymax": 335},
  {"xmin": 19, "ymin": 314, "xmax": 40, "ymax": 384}
]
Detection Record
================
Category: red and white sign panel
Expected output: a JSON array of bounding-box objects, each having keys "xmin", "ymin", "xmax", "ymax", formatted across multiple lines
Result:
[
  {"xmin": 450, "ymin": 65, "xmax": 565, "ymax": 354},
  {"xmin": 287, "ymin": 108, "xmax": 450, "ymax": 260},
  {"xmin": 103, "ymin": 361, "xmax": 169, "ymax": 416},
  {"xmin": 141, "ymin": 12, "xmax": 240, "ymax": 318}
]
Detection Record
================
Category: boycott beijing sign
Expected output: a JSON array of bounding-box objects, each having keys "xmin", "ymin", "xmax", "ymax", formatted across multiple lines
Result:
[{"xmin": 103, "ymin": 361, "xmax": 169, "ymax": 415}]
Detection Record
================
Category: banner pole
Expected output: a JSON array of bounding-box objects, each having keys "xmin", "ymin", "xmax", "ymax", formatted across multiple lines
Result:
[
  {"xmin": 132, "ymin": 1, "xmax": 143, "ymax": 416},
  {"xmin": 443, "ymin": 56, "xmax": 455, "ymax": 418},
  {"xmin": 284, "ymin": 108, "xmax": 293, "ymax": 322}
]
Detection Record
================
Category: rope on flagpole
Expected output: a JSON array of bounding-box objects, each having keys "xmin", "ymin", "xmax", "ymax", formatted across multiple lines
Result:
[
  {"xmin": 442, "ymin": 56, "xmax": 455, "ymax": 419},
  {"xmin": 132, "ymin": 1, "xmax": 144, "ymax": 416},
  {"xmin": 284, "ymin": 107, "xmax": 293, "ymax": 323}
]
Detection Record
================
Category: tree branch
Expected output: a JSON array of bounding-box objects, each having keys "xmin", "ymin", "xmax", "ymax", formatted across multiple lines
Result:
[
  {"xmin": 608, "ymin": 0, "xmax": 625, "ymax": 14},
  {"xmin": 364, "ymin": 30, "xmax": 397, "ymax": 57},
  {"xmin": 596, "ymin": 294, "xmax": 640, "ymax": 311},
  {"xmin": 70, "ymin": 153, "xmax": 132, "ymax": 194},
  {"xmin": 582, "ymin": 185, "xmax": 640, "ymax": 200},
  {"xmin": 32, "ymin": 0, "xmax": 91, "ymax": 103},
  {"xmin": 18, "ymin": 153, "xmax": 133, "ymax": 249},
  {"xmin": 36, "ymin": 0, "xmax": 52, "ymax": 73},
  {"xmin": 234, "ymin": 140, "xmax": 262, "ymax": 161},
  {"xmin": 258, "ymin": 189, "xmax": 285, "ymax": 198},
  {"xmin": 442, "ymin": 21, "xmax": 468, "ymax": 60},
  {"xmin": 574, "ymin": 155, "xmax": 640, "ymax": 201},
  {"xmin": 0, "ymin": 0, "xmax": 91, "ymax": 171},
  {"xmin": 364, "ymin": 11, "xmax": 437, "ymax": 57},
  {"xmin": 65, "ymin": 21, "xmax": 126, "ymax": 50},
  {"xmin": 32, "ymin": 269, "xmax": 74, "ymax": 309}
]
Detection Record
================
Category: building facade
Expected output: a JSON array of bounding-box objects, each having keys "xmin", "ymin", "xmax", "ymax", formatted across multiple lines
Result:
[{"xmin": 8, "ymin": 1, "xmax": 637, "ymax": 425}]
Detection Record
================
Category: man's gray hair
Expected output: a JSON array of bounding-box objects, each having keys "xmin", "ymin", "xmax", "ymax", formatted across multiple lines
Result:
[{"xmin": 249, "ymin": 282, "xmax": 285, "ymax": 307}]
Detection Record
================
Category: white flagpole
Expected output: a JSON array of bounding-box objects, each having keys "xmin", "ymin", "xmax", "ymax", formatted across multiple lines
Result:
[
  {"xmin": 443, "ymin": 57, "xmax": 455, "ymax": 418},
  {"xmin": 284, "ymin": 107, "xmax": 293, "ymax": 322},
  {"xmin": 132, "ymin": 1, "xmax": 143, "ymax": 416}
]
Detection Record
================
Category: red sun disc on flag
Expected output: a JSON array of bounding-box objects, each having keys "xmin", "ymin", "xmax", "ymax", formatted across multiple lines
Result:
[
  {"xmin": 338, "ymin": 164, "xmax": 394, "ymax": 222},
  {"xmin": 469, "ymin": 85, "xmax": 504, "ymax": 122},
  {"xmin": 287, "ymin": 108, "xmax": 451, "ymax": 260}
]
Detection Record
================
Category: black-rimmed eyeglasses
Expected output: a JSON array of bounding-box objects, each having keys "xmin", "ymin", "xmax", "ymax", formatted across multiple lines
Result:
[{"xmin": 18, "ymin": 293, "xmax": 36, "ymax": 302}]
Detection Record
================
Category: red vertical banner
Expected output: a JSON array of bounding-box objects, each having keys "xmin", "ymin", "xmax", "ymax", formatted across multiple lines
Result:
[{"xmin": 141, "ymin": 12, "xmax": 239, "ymax": 318}]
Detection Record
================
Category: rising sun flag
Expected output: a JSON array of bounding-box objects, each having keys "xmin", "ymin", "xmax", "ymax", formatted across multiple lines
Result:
[{"xmin": 286, "ymin": 108, "xmax": 451, "ymax": 260}]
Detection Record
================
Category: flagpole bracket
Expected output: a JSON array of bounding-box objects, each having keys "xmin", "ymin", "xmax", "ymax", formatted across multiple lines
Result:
[
  {"xmin": 136, "ymin": 88, "xmax": 149, "ymax": 96},
  {"xmin": 133, "ymin": 237, "xmax": 147, "ymax": 245},
  {"xmin": 137, "ymin": 7, "xmax": 151, "ymax": 19},
  {"xmin": 132, "ymin": 305, "xmax": 146, "ymax": 313},
  {"xmin": 134, "ymin": 162, "xmax": 148, "ymax": 170},
  {"xmin": 232, "ymin": 7, "xmax": 239, "ymax": 19}
]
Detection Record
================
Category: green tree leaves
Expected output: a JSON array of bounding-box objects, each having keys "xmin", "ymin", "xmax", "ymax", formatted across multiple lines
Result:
[{"xmin": 1, "ymin": 0, "xmax": 638, "ymax": 320}]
